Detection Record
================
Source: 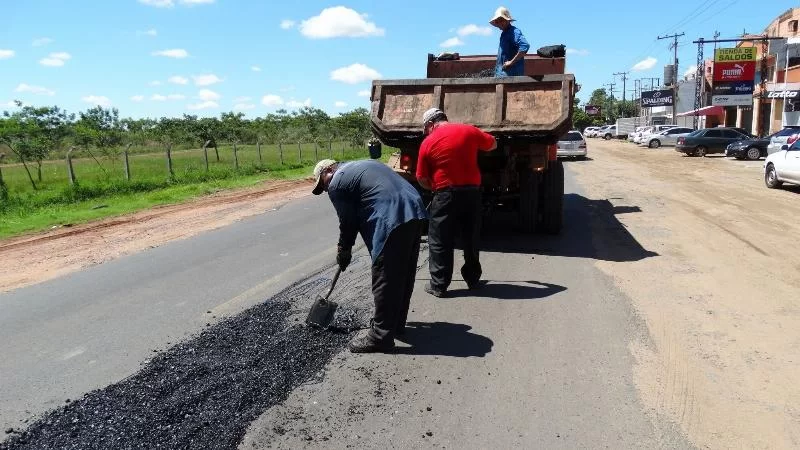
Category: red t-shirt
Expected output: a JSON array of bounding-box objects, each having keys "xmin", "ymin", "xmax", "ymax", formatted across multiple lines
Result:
[{"xmin": 416, "ymin": 123, "xmax": 496, "ymax": 191}]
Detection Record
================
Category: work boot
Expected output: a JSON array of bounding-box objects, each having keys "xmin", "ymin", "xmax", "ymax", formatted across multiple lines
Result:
[
  {"xmin": 424, "ymin": 282, "xmax": 447, "ymax": 298},
  {"xmin": 349, "ymin": 336, "xmax": 395, "ymax": 353}
]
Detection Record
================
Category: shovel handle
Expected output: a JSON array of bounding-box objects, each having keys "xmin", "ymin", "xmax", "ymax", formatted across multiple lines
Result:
[{"xmin": 325, "ymin": 267, "xmax": 342, "ymax": 300}]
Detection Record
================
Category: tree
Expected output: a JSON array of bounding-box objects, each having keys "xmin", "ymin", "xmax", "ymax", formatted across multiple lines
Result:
[{"xmin": 0, "ymin": 112, "xmax": 39, "ymax": 189}]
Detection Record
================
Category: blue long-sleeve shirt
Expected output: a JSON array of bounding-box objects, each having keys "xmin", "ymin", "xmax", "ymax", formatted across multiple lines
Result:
[
  {"xmin": 495, "ymin": 25, "xmax": 530, "ymax": 77},
  {"xmin": 327, "ymin": 160, "xmax": 428, "ymax": 262}
]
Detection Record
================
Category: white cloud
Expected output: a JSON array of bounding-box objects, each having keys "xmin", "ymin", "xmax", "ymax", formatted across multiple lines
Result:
[
  {"xmin": 0, "ymin": 49, "xmax": 14, "ymax": 59},
  {"xmin": 32, "ymin": 37, "xmax": 54, "ymax": 46},
  {"xmin": 262, "ymin": 94, "xmax": 284, "ymax": 107},
  {"xmin": 684, "ymin": 65, "xmax": 698, "ymax": 78},
  {"xmin": 168, "ymin": 75, "xmax": 189, "ymax": 85},
  {"xmin": 138, "ymin": 29, "xmax": 158, "ymax": 37},
  {"xmin": 39, "ymin": 52, "xmax": 71, "ymax": 67},
  {"xmin": 131, "ymin": 95, "xmax": 145, "ymax": 102},
  {"xmin": 566, "ymin": 48, "xmax": 590, "ymax": 56},
  {"xmin": 15, "ymin": 83, "xmax": 55, "ymax": 96},
  {"xmin": 179, "ymin": 0, "xmax": 214, "ymax": 4},
  {"xmin": 457, "ymin": 24, "xmax": 492, "ymax": 37},
  {"xmin": 440, "ymin": 37, "xmax": 464, "ymax": 48},
  {"xmin": 280, "ymin": 85, "xmax": 295, "ymax": 92},
  {"xmin": 82, "ymin": 95, "xmax": 112, "ymax": 107},
  {"xmin": 198, "ymin": 89, "xmax": 221, "ymax": 101},
  {"xmin": 233, "ymin": 103, "xmax": 256, "ymax": 111},
  {"xmin": 299, "ymin": 6, "xmax": 385, "ymax": 39},
  {"xmin": 287, "ymin": 98, "xmax": 312, "ymax": 108},
  {"xmin": 3, "ymin": 100, "xmax": 21, "ymax": 108},
  {"xmin": 151, "ymin": 94, "xmax": 168, "ymax": 101},
  {"xmin": 149, "ymin": 80, "xmax": 162, "ymax": 86},
  {"xmin": 357, "ymin": 89, "xmax": 371, "ymax": 97},
  {"xmin": 234, "ymin": 96, "xmax": 252, "ymax": 102},
  {"xmin": 334, "ymin": 101, "xmax": 348, "ymax": 108},
  {"xmin": 139, "ymin": 0, "xmax": 174, "ymax": 7},
  {"xmin": 330, "ymin": 63, "xmax": 381, "ymax": 84},
  {"xmin": 632, "ymin": 56, "xmax": 658, "ymax": 71},
  {"xmin": 192, "ymin": 74, "xmax": 223, "ymax": 86},
  {"xmin": 152, "ymin": 49, "xmax": 189, "ymax": 58},
  {"xmin": 280, "ymin": 20, "xmax": 296, "ymax": 30},
  {"xmin": 188, "ymin": 100, "xmax": 218, "ymax": 110},
  {"xmin": 251, "ymin": 65, "xmax": 262, "ymax": 72}
]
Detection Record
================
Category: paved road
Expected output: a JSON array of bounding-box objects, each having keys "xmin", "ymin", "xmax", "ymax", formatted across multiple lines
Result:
[{"xmin": 0, "ymin": 165, "xmax": 693, "ymax": 448}]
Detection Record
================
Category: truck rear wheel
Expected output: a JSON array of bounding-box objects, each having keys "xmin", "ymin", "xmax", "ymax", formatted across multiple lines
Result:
[
  {"xmin": 538, "ymin": 160, "xmax": 564, "ymax": 234},
  {"xmin": 518, "ymin": 170, "xmax": 540, "ymax": 234}
]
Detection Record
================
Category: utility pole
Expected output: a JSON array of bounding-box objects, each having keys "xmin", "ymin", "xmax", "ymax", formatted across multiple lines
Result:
[
  {"xmin": 604, "ymin": 82, "xmax": 616, "ymax": 123},
  {"xmin": 614, "ymin": 71, "xmax": 629, "ymax": 117},
  {"xmin": 659, "ymin": 32, "xmax": 684, "ymax": 123}
]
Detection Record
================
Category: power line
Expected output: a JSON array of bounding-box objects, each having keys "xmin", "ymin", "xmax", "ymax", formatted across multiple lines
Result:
[{"xmin": 658, "ymin": 33, "xmax": 685, "ymax": 123}]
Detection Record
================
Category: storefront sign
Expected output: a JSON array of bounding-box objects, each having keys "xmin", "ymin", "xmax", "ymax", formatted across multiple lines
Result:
[
  {"xmin": 640, "ymin": 89, "xmax": 673, "ymax": 108},
  {"xmin": 711, "ymin": 95, "xmax": 753, "ymax": 106},
  {"xmin": 713, "ymin": 61, "xmax": 756, "ymax": 82},
  {"xmin": 714, "ymin": 47, "xmax": 757, "ymax": 62},
  {"xmin": 767, "ymin": 90, "xmax": 800, "ymax": 99},
  {"xmin": 584, "ymin": 105, "xmax": 601, "ymax": 116},
  {"xmin": 712, "ymin": 81, "xmax": 755, "ymax": 95}
]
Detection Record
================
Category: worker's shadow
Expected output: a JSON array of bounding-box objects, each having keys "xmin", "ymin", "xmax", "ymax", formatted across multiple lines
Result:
[
  {"xmin": 447, "ymin": 280, "xmax": 566, "ymax": 300},
  {"xmin": 394, "ymin": 322, "xmax": 493, "ymax": 358}
]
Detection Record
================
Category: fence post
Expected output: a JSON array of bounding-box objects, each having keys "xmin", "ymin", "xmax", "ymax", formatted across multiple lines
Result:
[
  {"xmin": 279, "ymin": 142, "xmax": 284, "ymax": 165},
  {"xmin": 123, "ymin": 144, "xmax": 131, "ymax": 181},
  {"xmin": 257, "ymin": 141, "xmax": 263, "ymax": 165},
  {"xmin": 328, "ymin": 139, "xmax": 333, "ymax": 158},
  {"xmin": 298, "ymin": 142, "xmax": 302, "ymax": 164},
  {"xmin": 0, "ymin": 153, "xmax": 6, "ymax": 197},
  {"xmin": 66, "ymin": 146, "xmax": 77, "ymax": 186},
  {"xmin": 203, "ymin": 140, "xmax": 211, "ymax": 172},
  {"xmin": 314, "ymin": 142, "xmax": 319, "ymax": 161},
  {"xmin": 214, "ymin": 144, "xmax": 220, "ymax": 162},
  {"xmin": 166, "ymin": 145, "xmax": 174, "ymax": 179},
  {"xmin": 233, "ymin": 143, "xmax": 239, "ymax": 170}
]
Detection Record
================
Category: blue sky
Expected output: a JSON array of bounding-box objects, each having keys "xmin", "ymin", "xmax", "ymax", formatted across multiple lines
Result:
[{"xmin": 0, "ymin": 0, "xmax": 791, "ymax": 118}]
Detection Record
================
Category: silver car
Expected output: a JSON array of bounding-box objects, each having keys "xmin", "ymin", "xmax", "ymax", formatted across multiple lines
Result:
[
  {"xmin": 557, "ymin": 131, "xmax": 587, "ymax": 158},
  {"xmin": 767, "ymin": 126, "xmax": 800, "ymax": 155},
  {"xmin": 640, "ymin": 127, "xmax": 694, "ymax": 148}
]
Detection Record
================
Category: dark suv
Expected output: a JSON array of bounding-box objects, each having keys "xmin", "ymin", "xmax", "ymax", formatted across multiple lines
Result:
[{"xmin": 675, "ymin": 127, "xmax": 751, "ymax": 157}]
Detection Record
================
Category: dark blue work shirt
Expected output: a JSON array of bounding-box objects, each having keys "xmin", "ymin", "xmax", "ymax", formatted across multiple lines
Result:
[
  {"xmin": 495, "ymin": 25, "xmax": 530, "ymax": 77},
  {"xmin": 327, "ymin": 160, "xmax": 428, "ymax": 262}
]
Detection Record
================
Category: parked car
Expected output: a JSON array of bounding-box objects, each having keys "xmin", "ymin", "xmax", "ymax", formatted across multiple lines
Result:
[
  {"xmin": 764, "ymin": 140, "xmax": 800, "ymax": 188},
  {"xmin": 640, "ymin": 127, "xmax": 695, "ymax": 148},
  {"xmin": 675, "ymin": 127, "xmax": 751, "ymax": 157},
  {"xmin": 583, "ymin": 126, "xmax": 600, "ymax": 138},
  {"xmin": 725, "ymin": 134, "xmax": 772, "ymax": 160},
  {"xmin": 590, "ymin": 125, "xmax": 610, "ymax": 138},
  {"xmin": 635, "ymin": 125, "xmax": 677, "ymax": 144},
  {"xmin": 601, "ymin": 125, "xmax": 617, "ymax": 140},
  {"xmin": 766, "ymin": 126, "xmax": 800, "ymax": 155},
  {"xmin": 632, "ymin": 127, "xmax": 653, "ymax": 144},
  {"xmin": 628, "ymin": 126, "xmax": 649, "ymax": 142},
  {"xmin": 557, "ymin": 130, "xmax": 587, "ymax": 159}
]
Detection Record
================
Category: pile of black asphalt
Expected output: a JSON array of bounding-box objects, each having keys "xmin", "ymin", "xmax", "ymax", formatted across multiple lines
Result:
[{"xmin": 0, "ymin": 271, "xmax": 371, "ymax": 450}]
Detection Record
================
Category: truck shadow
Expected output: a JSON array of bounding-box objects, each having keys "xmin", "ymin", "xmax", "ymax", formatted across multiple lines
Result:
[
  {"xmin": 479, "ymin": 193, "xmax": 658, "ymax": 263},
  {"xmin": 447, "ymin": 280, "xmax": 566, "ymax": 300},
  {"xmin": 394, "ymin": 321, "xmax": 493, "ymax": 358}
]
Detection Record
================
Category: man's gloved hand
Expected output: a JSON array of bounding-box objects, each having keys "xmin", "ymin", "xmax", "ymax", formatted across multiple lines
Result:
[{"xmin": 337, "ymin": 246, "xmax": 352, "ymax": 271}]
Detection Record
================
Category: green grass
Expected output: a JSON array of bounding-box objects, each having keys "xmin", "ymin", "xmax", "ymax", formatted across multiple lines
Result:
[{"xmin": 0, "ymin": 142, "xmax": 385, "ymax": 239}]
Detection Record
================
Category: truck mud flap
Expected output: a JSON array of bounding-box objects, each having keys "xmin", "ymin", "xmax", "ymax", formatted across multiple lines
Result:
[
  {"xmin": 519, "ymin": 170, "xmax": 540, "ymax": 234},
  {"xmin": 537, "ymin": 160, "xmax": 564, "ymax": 234}
]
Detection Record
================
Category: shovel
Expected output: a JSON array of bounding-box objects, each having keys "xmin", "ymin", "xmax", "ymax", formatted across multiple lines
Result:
[{"xmin": 305, "ymin": 267, "xmax": 341, "ymax": 329}]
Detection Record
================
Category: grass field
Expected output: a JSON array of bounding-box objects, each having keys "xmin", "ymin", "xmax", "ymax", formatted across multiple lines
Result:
[{"xmin": 0, "ymin": 142, "xmax": 381, "ymax": 238}]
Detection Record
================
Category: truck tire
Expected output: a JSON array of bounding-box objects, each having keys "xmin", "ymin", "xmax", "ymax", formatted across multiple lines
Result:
[
  {"xmin": 538, "ymin": 160, "xmax": 564, "ymax": 234},
  {"xmin": 518, "ymin": 170, "xmax": 540, "ymax": 234}
]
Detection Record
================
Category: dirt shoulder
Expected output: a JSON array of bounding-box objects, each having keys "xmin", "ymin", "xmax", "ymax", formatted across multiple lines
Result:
[
  {"xmin": 571, "ymin": 140, "xmax": 800, "ymax": 449},
  {"xmin": 0, "ymin": 179, "xmax": 314, "ymax": 293}
]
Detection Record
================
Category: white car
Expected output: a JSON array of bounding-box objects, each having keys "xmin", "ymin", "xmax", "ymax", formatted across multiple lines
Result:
[
  {"xmin": 631, "ymin": 126, "xmax": 653, "ymax": 144},
  {"xmin": 639, "ymin": 127, "xmax": 695, "ymax": 148},
  {"xmin": 557, "ymin": 130, "xmax": 587, "ymax": 158},
  {"xmin": 627, "ymin": 126, "xmax": 648, "ymax": 142},
  {"xmin": 766, "ymin": 126, "xmax": 800, "ymax": 155},
  {"xmin": 584, "ymin": 126, "xmax": 599, "ymax": 137},
  {"xmin": 765, "ymin": 141, "xmax": 800, "ymax": 188},
  {"xmin": 635, "ymin": 125, "xmax": 678, "ymax": 144},
  {"xmin": 600, "ymin": 125, "xmax": 617, "ymax": 140}
]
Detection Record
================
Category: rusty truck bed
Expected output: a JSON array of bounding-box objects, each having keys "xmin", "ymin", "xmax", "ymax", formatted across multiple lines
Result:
[{"xmin": 369, "ymin": 74, "xmax": 576, "ymax": 147}]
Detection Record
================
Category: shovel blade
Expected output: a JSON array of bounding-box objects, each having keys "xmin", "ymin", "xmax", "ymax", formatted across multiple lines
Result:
[{"xmin": 306, "ymin": 295, "xmax": 338, "ymax": 328}]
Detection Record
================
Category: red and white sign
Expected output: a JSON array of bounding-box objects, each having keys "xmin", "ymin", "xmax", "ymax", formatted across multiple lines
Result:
[{"xmin": 713, "ymin": 61, "xmax": 756, "ymax": 82}]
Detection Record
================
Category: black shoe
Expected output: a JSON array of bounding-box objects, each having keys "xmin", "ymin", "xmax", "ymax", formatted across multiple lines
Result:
[
  {"xmin": 395, "ymin": 326, "xmax": 406, "ymax": 336},
  {"xmin": 424, "ymin": 282, "xmax": 446, "ymax": 298},
  {"xmin": 349, "ymin": 336, "xmax": 395, "ymax": 353},
  {"xmin": 466, "ymin": 279, "xmax": 486, "ymax": 290}
]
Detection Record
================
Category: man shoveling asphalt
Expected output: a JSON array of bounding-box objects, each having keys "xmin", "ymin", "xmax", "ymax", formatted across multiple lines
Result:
[{"xmin": 312, "ymin": 158, "xmax": 428, "ymax": 353}]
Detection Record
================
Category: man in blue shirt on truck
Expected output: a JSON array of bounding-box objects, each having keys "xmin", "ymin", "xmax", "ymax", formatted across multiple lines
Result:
[
  {"xmin": 490, "ymin": 6, "xmax": 530, "ymax": 77},
  {"xmin": 312, "ymin": 158, "xmax": 428, "ymax": 353}
]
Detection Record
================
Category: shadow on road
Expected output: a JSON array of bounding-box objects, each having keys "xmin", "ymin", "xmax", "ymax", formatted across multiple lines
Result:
[
  {"xmin": 447, "ymin": 280, "xmax": 566, "ymax": 300},
  {"xmin": 394, "ymin": 322, "xmax": 493, "ymax": 358},
  {"xmin": 480, "ymin": 193, "xmax": 658, "ymax": 263}
]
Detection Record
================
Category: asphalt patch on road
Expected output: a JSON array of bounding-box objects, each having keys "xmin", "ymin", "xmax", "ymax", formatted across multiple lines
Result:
[{"xmin": 0, "ymin": 268, "xmax": 373, "ymax": 450}]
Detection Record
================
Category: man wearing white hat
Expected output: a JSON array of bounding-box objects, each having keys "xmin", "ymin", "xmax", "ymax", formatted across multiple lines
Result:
[
  {"xmin": 312, "ymin": 158, "xmax": 428, "ymax": 353},
  {"xmin": 489, "ymin": 6, "xmax": 530, "ymax": 77}
]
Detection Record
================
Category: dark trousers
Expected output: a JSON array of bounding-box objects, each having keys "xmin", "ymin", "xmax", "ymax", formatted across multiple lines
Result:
[
  {"xmin": 369, "ymin": 219, "xmax": 423, "ymax": 344},
  {"xmin": 428, "ymin": 188, "xmax": 482, "ymax": 290}
]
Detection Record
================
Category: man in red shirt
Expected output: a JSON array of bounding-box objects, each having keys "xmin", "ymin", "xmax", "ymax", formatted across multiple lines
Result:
[{"xmin": 416, "ymin": 108, "xmax": 497, "ymax": 297}]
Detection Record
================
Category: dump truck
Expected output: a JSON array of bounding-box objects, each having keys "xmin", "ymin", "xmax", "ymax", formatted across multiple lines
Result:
[{"xmin": 368, "ymin": 52, "xmax": 576, "ymax": 234}]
